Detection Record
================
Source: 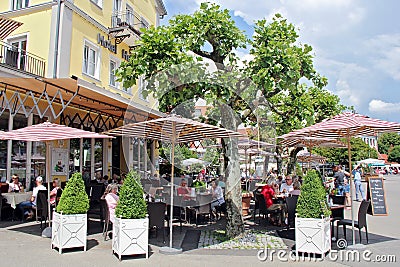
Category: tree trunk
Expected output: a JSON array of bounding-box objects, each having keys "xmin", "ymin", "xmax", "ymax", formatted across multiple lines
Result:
[
  {"xmin": 275, "ymin": 146, "xmax": 283, "ymax": 174},
  {"xmin": 287, "ymin": 147, "xmax": 302, "ymax": 175},
  {"xmin": 220, "ymin": 104, "xmax": 244, "ymax": 238}
]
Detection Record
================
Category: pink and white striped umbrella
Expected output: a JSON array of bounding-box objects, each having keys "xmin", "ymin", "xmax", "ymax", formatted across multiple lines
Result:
[
  {"xmin": 0, "ymin": 121, "xmax": 111, "ymax": 141},
  {"xmin": 280, "ymin": 112, "xmax": 400, "ymax": 139},
  {"xmin": 0, "ymin": 121, "xmax": 112, "ymax": 228},
  {"xmin": 280, "ymin": 112, "xmax": 400, "ymax": 246}
]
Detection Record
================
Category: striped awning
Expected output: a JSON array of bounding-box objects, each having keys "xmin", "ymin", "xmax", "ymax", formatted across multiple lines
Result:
[
  {"xmin": 297, "ymin": 150, "xmax": 326, "ymax": 163},
  {"xmin": 238, "ymin": 138, "xmax": 274, "ymax": 149},
  {"xmin": 280, "ymin": 112, "xmax": 400, "ymax": 139},
  {"xmin": 0, "ymin": 16, "xmax": 23, "ymax": 40},
  {"xmin": 104, "ymin": 114, "xmax": 244, "ymax": 144},
  {"xmin": 0, "ymin": 121, "xmax": 112, "ymax": 142},
  {"xmin": 279, "ymin": 136, "xmax": 347, "ymax": 148}
]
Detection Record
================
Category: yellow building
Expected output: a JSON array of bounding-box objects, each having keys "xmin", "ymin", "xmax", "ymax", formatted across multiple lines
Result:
[{"xmin": 0, "ymin": 0, "xmax": 167, "ymax": 188}]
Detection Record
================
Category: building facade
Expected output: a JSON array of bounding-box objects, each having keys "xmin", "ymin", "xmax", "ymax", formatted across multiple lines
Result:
[{"xmin": 0, "ymin": 0, "xmax": 166, "ymax": 187}]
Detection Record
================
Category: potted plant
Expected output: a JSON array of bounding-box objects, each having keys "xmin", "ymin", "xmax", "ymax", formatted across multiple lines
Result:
[
  {"xmin": 51, "ymin": 172, "xmax": 89, "ymax": 254},
  {"xmin": 113, "ymin": 170, "xmax": 149, "ymax": 260},
  {"xmin": 295, "ymin": 170, "xmax": 331, "ymax": 256},
  {"xmin": 191, "ymin": 180, "xmax": 206, "ymax": 193},
  {"xmin": 241, "ymin": 190, "xmax": 252, "ymax": 216}
]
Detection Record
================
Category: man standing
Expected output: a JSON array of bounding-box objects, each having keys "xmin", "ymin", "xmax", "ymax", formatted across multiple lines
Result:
[
  {"xmin": 352, "ymin": 165, "xmax": 365, "ymax": 201},
  {"xmin": 18, "ymin": 176, "xmax": 46, "ymax": 220},
  {"xmin": 333, "ymin": 165, "xmax": 346, "ymax": 196}
]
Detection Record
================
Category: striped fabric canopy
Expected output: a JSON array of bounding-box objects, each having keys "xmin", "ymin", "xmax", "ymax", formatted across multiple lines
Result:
[
  {"xmin": 0, "ymin": 16, "xmax": 22, "ymax": 40},
  {"xmin": 105, "ymin": 114, "xmax": 243, "ymax": 143},
  {"xmin": 280, "ymin": 112, "xmax": 400, "ymax": 139},
  {"xmin": 296, "ymin": 150, "xmax": 326, "ymax": 163},
  {"xmin": 0, "ymin": 121, "xmax": 111, "ymax": 141},
  {"xmin": 279, "ymin": 136, "xmax": 347, "ymax": 148},
  {"xmin": 238, "ymin": 138, "xmax": 274, "ymax": 149}
]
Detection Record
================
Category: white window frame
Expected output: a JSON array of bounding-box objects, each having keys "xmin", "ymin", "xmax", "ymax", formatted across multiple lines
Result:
[
  {"xmin": 82, "ymin": 40, "xmax": 100, "ymax": 80},
  {"xmin": 11, "ymin": 0, "xmax": 29, "ymax": 10},
  {"xmin": 109, "ymin": 57, "xmax": 120, "ymax": 89},
  {"xmin": 141, "ymin": 17, "xmax": 149, "ymax": 29},
  {"xmin": 138, "ymin": 75, "xmax": 149, "ymax": 101},
  {"xmin": 90, "ymin": 0, "xmax": 103, "ymax": 9},
  {"xmin": 125, "ymin": 3, "xmax": 134, "ymax": 26}
]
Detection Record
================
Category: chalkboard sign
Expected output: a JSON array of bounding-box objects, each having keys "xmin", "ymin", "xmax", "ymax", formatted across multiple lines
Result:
[{"xmin": 367, "ymin": 177, "xmax": 388, "ymax": 216}]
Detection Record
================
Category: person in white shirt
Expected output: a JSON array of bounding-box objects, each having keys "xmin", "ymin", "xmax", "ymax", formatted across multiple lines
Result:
[
  {"xmin": 18, "ymin": 176, "xmax": 46, "ymax": 220},
  {"xmin": 210, "ymin": 181, "xmax": 225, "ymax": 210},
  {"xmin": 8, "ymin": 174, "xmax": 22, "ymax": 192},
  {"xmin": 280, "ymin": 175, "xmax": 294, "ymax": 193}
]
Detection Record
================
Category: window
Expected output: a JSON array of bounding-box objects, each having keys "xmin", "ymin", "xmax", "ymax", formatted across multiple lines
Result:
[
  {"xmin": 109, "ymin": 60, "xmax": 118, "ymax": 87},
  {"xmin": 11, "ymin": 0, "xmax": 29, "ymax": 10},
  {"xmin": 83, "ymin": 41, "xmax": 100, "ymax": 78},
  {"xmin": 194, "ymin": 109, "xmax": 202, "ymax": 118},
  {"xmin": 126, "ymin": 4, "xmax": 134, "ymax": 26},
  {"xmin": 90, "ymin": 0, "xmax": 102, "ymax": 8},
  {"xmin": 6, "ymin": 36, "xmax": 27, "ymax": 71},
  {"xmin": 113, "ymin": 0, "xmax": 121, "ymax": 14},
  {"xmin": 138, "ymin": 75, "xmax": 148, "ymax": 101}
]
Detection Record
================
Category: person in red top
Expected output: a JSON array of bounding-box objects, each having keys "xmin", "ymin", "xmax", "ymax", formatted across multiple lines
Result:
[
  {"xmin": 177, "ymin": 179, "xmax": 191, "ymax": 200},
  {"xmin": 260, "ymin": 178, "xmax": 286, "ymax": 226}
]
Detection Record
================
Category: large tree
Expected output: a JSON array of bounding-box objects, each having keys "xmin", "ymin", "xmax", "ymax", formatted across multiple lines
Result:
[
  {"xmin": 117, "ymin": 3, "xmax": 345, "ymax": 237},
  {"xmin": 378, "ymin": 132, "xmax": 400, "ymax": 155}
]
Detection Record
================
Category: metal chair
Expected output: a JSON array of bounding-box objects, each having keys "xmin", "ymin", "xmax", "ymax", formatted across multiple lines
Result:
[
  {"xmin": 195, "ymin": 194, "xmax": 212, "ymax": 225},
  {"xmin": 100, "ymin": 199, "xmax": 111, "ymax": 241},
  {"xmin": 285, "ymin": 195, "xmax": 298, "ymax": 229},
  {"xmin": 147, "ymin": 202, "xmax": 166, "ymax": 243},
  {"xmin": 34, "ymin": 190, "xmax": 48, "ymax": 229},
  {"xmin": 336, "ymin": 200, "xmax": 370, "ymax": 243}
]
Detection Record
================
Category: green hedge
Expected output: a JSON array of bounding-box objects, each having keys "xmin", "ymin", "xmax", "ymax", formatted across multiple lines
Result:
[
  {"xmin": 115, "ymin": 170, "xmax": 147, "ymax": 219},
  {"xmin": 296, "ymin": 170, "xmax": 331, "ymax": 218},
  {"xmin": 56, "ymin": 172, "xmax": 89, "ymax": 215}
]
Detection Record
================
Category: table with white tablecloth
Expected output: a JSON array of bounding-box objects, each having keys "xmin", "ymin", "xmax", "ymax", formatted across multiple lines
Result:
[{"xmin": 2, "ymin": 192, "xmax": 32, "ymax": 209}]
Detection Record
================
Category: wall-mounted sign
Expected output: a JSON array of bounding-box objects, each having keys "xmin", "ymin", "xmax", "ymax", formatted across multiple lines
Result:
[
  {"xmin": 122, "ymin": 49, "xmax": 130, "ymax": 61},
  {"xmin": 52, "ymin": 148, "xmax": 68, "ymax": 176},
  {"xmin": 97, "ymin": 33, "xmax": 117, "ymax": 54}
]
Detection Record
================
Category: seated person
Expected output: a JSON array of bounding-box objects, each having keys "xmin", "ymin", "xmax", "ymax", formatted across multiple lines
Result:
[
  {"xmin": 290, "ymin": 180, "xmax": 301, "ymax": 196},
  {"xmin": 261, "ymin": 178, "xmax": 286, "ymax": 226},
  {"xmin": 18, "ymin": 176, "xmax": 46, "ymax": 220},
  {"xmin": 210, "ymin": 181, "xmax": 225, "ymax": 211},
  {"xmin": 280, "ymin": 175, "xmax": 294, "ymax": 194},
  {"xmin": 177, "ymin": 179, "xmax": 191, "ymax": 201},
  {"xmin": 8, "ymin": 174, "xmax": 22, "ymax": 192},
  {"xmin": 49, "ymin": 179, "xmax": 62, "ymax": 207},
  {"xmin": 104, "ymin": 184, "xmax": 119, "ymax": 224}
]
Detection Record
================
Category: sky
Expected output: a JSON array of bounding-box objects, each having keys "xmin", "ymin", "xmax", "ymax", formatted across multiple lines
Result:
[{"xmin": 162, "ymin": 0, "xmax": 400, "ymax": 122}]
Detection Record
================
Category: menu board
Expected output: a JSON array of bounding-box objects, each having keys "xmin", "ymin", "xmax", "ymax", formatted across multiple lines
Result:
[{"xmin": 367, "ymin": 177, "xmax": 388, "ymax": 216}]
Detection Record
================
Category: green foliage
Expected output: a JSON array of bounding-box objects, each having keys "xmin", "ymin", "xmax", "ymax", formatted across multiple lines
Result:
[
  {"xmin": 115, "ymin": 170, "xmax": 147, "ymax": 219},
  {"xmin": 388, "ymin": 145, "xmax": 400, "ymax": 163},
  {"xmin": 296, "ymin": 170, "xmax": 331, "ymax": 218},
  {"xmin": 378, "ymin": 132, "xmax": 400, "ymax": 155},
  {"xmin": 314, "ymin": 137, "xmax": 378, "ymax": 165},
  {"xmin": 56, "ymin": 172, "xmax": 89, "ymax": 215}
]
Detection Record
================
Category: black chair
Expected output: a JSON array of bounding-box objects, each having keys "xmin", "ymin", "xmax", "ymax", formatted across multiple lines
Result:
[
  {"xmin": 336, "ymin": 200, "xmax": 370, "ymax": 243},
  {"xmin": 331, "ymin": 195, "xmax": 346, "ymax": 205},
  {"xmin": 285, "ymin": 195, "xmax": 298, "ymax": 229},
  {"xmin": 195, "ymin": 194, "xmax": 212, "ymax": 225},
  {"xmin": 147, "ymin": 202, "xmax": 166, "ymax": 243},
  {"xmin": 100, "ymin": 199, "xmax": 112, "ymax": 241},
  {"xmin": 165, "ymin": 195, "xmax": 184, "ymax": 230},
  {"xmin": 255, "ymin": 193, "xmax": 269, "ymax": 223},
  {"xmin": 34, "ymin": 190, "xmax": 48, "ymax": 229}
]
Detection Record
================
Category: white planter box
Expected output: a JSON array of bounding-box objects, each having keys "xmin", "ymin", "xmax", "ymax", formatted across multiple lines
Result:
[
  {"xmin": 295, "ymin": 216, "xmax": 331, "ymax": 256},
  {"xmin": 112, "ymin": 217, "xmax": 149, "ymax": 260},
  {"xmin": 51, "ymin": 212, "xmax": 87, "ymax": 254}
]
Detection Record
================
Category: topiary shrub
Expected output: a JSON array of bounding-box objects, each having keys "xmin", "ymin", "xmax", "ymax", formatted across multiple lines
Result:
[
  {"xmin": 56, "ymin": 172, "xmax": 89, "ymax": 215},
  {"xmin": 296, "ymin": 170, "xmax": 331, "ymax": 218},
  {"xmin": 115, "ymin": 170, "xmax": 147, "ymax": 219}
]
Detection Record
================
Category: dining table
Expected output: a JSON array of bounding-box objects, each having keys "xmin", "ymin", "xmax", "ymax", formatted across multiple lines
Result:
[{"xmin": 2, "ymin": 192, "xmax": 32, "ymax": 209}]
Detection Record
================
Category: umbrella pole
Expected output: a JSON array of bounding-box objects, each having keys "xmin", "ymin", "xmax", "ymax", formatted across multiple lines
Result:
[
  {"xmin": 46, "ymin": 141, "xmax": 51, "ymax": 227},
  {"xmin": 347, "ymin": 136, "xmax": 356, "ymax": 246},
  {"xmin": 169, "ymin": 140, "xmax": 174, "ymax": 248}
]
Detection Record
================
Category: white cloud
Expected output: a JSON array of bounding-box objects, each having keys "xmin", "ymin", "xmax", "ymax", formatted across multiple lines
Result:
[
  {"xmin": 365, "ymin": 34, "xmax": 400, "ymax": 81},
  {"xmin": 369, "ymin": 99, "xmax": 400, "ymax": 114}
]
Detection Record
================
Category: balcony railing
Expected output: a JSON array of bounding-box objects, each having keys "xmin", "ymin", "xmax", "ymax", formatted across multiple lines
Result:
[
  {"xmin": 0, "ymin": 41, "xmax": 46, "ymax": 77},
  {"xmin": 111, "ymin": 11, "xmax": 149, "ymax": 35}
]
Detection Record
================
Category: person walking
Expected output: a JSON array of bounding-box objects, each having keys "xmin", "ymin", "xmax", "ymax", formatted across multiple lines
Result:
[{"xmin": 352, "ymin": 165, "xmax": 365, "ymax": 201}]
